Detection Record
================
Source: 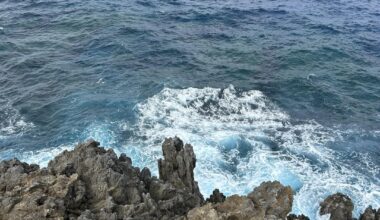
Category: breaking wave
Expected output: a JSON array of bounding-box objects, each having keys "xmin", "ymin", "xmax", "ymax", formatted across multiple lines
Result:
[
  {"xmin": 130, "ymin": 85, "xmax": 380, "ymax": 219},
  {"xmin": 2, "ymin": 85, "xmax": 378, "ymax": 220}
]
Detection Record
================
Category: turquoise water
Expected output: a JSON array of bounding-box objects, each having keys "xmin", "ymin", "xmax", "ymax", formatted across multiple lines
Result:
[{"xmin": 0, "ymin": 0, "xmax": 379, "ymax": 219}]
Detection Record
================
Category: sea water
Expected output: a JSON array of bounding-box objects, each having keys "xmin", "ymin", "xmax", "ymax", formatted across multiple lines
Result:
[{"xmin": 0, "ymin": 0, "xmax": 379, "ymax": 219}]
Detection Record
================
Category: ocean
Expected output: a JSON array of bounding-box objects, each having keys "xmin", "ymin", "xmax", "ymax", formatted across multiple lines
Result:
[{"xmin": 0, "ymin": 0, "xmax": 379, "ymax": 219}]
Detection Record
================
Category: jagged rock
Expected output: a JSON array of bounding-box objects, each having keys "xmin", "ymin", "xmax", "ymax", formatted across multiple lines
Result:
[
  {"xmin": 206, "ymin": 189, "xmax": 226, "ymax": 204},
  {"xmin": 287, "ymin": 214, "xmax": 310, "ymax": 220},
  {"xmin": 215, "ymin": 195, "xmax": 264, "ymax": 220},
  {"xmin": 187, "ymin": 203, "xmax": 219, "ymax": 220},
  {"xmin": 320, "ymin": 193, "xmax": 354, "ymax": 220},
  {"xmin": 0, "ymin": 137, "xmax": 204, "ymax": 220},
  {"xmin": 158, "ymin": 137, "xmax": 203, "ymax": 204},
  {"xmin": 187, "ymin": 195, "xmax": 264, "ymax": 220},
  {"xmin": 187, "ymin": 181, "xmax": 293, "ymax": 220},
  {"xmin": 359, "ymin": 206, "xmax": 380, "ymax": 220},
  {"xmin": 248, "ymin": 181, "xmax": 293, "ymax": 219},
  {"xmin": 0, "ymin": 137, "xmax": 377, "ymax": 220}
]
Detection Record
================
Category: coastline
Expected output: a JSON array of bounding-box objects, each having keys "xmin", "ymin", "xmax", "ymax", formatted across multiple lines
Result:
[{"xmin": 0, "ymin": 137, "xmax": 378, "ymax": 220}]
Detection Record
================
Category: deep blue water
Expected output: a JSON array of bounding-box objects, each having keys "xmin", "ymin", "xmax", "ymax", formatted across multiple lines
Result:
[{"xmin": 1, "ymin": 0, "xmax": 380, "ymax": 218}]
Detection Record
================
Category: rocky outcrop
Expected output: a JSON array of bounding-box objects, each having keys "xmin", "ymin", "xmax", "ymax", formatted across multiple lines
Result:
[
  {"xmin": 248, "ymin": 181, "xmax": 293, "ymax": 219},
  {"xmin": 320, "ymin": 193, "xmax": 354, "ymax": 220},
  {"xmin": 0, "ymin": 137, "xmax": 378, "ymax": 220},
  {"xmin": 287, "ymin": 214, "xmax": 310, "ymax": 220},
  {"xmin": 206, "ymin": 189, "xmax": 226, "ymax": 204},
  {"xmin": 359, "ymin": 206, "xmax": 380, "ymax": 220},
  {"xmin": 157, "ymin": 137, "xmax": 204, "ymax": 210},
  {"xmin": 187, "ymin": 181, "xmax": 293, "ymax": 220},
  {"xmin": 0, "ymin": 137, "xmax": 203, "ymax": 220}
]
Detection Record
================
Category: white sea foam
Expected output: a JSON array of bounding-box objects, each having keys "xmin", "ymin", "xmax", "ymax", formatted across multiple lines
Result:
[
  {"xmin": 129, "ymin": 85, "xmax": 380, "ymax": 220},
  {"xmin": 80, "ymin": 122, "xmax": 117, "ymax": 147},
  {"xmin": 1, "ymin": 123, "xmax": 119, "ymax": 168},
  {"xmin": 0, "ymin": 102, "xmax": 34, "ymax": 138},
  {"xmin": 0, "ymin": 144, "xmax": 74, "ymax": 167},
  {"xmin": 4, "ymin": 85, "xmax": 378, "ymax": 220}
]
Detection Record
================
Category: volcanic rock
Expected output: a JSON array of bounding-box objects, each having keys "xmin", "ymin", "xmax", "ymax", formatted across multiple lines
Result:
[
  {"xmin": 0, "ymin": 137, "xmax": 378, "ymax": 220},
  {"xmin": 287, "ymin": 214, "xmax": 310, "ymax": 220},
  {"xmin": 320, "ymin": 193, "xmax": 354, "ymax": 220},
  {"xmin": 206, "ymin": 189, "xmax": 226, "ymax": 204},
  {"xmin": 187, "ymin": 181, "xmax": 293, "ymax": 220},
  {"xmin": 359, "ymin": 206, "xmax": 380, "ymax": 220},
  {"xmin": 0, "ymin": 138, "xmax": 203, "ymax": 219}
]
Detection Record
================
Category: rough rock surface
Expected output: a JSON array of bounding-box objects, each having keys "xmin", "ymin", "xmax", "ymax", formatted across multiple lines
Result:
[
  {"xmin": 187, "ymin": 181, "xmax": 293, "ymax": 220},
  {"xmin": 359, "ymin": 206, "xmax": 380, "ymax": 220},
  {"xmin": 287, "ymin": 214, "xmax": 310, "ymax": 220},
  {"xmin": 206, "ymin": 189, "xmax": 226, "ymax": 204},
  {"xmin": 0, "ymin": 137, "xmax": 203, "ymax": 220},
  {"xmin": 248, "ymin": 181, "xmax": 293, "ymax": 219},
  {"xmin": 0, "ymin": 137, "xmax": 378, "ymax": 220},
  {"xmin": 320, "ymin": 193, "xmax": 354, "ymax": 220}
]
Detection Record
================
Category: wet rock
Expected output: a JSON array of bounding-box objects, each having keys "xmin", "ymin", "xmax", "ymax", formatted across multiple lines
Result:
[
  {"xmin": 320, "ymin": 193, "xmax": 354, "ymax": 220},
  {"xmin": 248, "ymin": 181, "xmax": 293, "ymax": 219},
  {"xmin": 359, "ymin": 206, "xmax": 380, "ymax": 220},
  {"xmin": 287, "ymin": 214, "xmax": 310, "ymax": 220},
  {"xmin": 206, "ymin": 189, "xmax": 226, "ymax": 204}
]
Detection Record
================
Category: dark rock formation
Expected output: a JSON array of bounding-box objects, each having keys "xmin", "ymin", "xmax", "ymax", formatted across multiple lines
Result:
[
  {"xmin": 287, "ymin": 214, "xmax": 310, "ymax": 220},
  {"xmin": 206, "ymin": 189, "xmax": 226, "ymax": 204},
  {"xmin": 0, "ymin": 137, "xmax": 378, "ymax": 220},
  {"xmin": 157, "ymin": 137, "xmax": 204, "ymax": 208},
  {"xmin": 320, "ymin": 193, "xmax": 354, "ymax": 220},
  {"xmin": 0, "ymin": 138, "xmax": 203, "ymax": 220},
  {"xmin": 359, "ymin": 206, "xmax": 380, "ymax": 220}
]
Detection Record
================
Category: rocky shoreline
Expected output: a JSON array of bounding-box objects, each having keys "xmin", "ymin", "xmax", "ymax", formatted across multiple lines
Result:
[{"xmin": 0, "ymin": 137, "xmax": 378, "ymax": 220}]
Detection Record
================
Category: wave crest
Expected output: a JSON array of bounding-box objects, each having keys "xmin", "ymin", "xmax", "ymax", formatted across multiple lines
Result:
[{"xmin": 134, "ymin": 85, "xmax": 379, "ymax": 219}]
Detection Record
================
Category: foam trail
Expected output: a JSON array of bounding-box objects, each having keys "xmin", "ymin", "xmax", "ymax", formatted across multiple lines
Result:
[
  {"xmin": 130, "ymin": 85, "xmax": 380, "ymax": 220},
  {"xmin": 0, "ymin": 102, "xmax": 34, "ymax": 138}
]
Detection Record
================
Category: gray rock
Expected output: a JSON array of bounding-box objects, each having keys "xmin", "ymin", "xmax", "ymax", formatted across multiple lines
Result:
[
  {"xmin": 156, "ymin": 137, "xmax": 204, "ymax": 216},
  {"xmin": 158, "ymin": 137, "xmax": 203, "ymax": 202},
  {"xmin": 0, "ymin": 137, "xmax": 205, "ymax": 219},
  {"xmin": 188, "ymin": 181, "xmax": 295, "ymax": 220},
  {"xmin": 359, "ymin": 206, "xmax": 380, "ymax": 220},
  {"xmin": 320, "ymin": 193, "xmax": 354, "ymax": 220},
  {"xmin": 287, "ymin": 214, "xmax": 310, "ymax": 220},
  {"xmin": 0, "ymin": 137, "xmax": 377, "ymax": 220},
  {"xmin": 206, "ymin": 189, "xmax": 226, "ymax": 204},
  {"xmin": 248, "ymin": 181, "xmax": 293, "ymax": 219}
]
